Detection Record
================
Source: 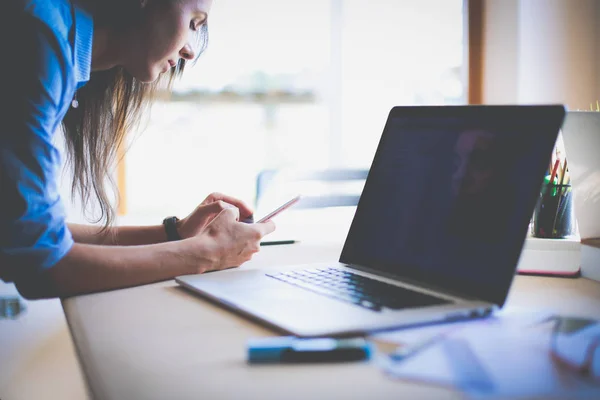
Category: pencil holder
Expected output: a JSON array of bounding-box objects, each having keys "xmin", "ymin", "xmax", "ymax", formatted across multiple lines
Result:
[{"xmin": 531, "ymin": 183, "xmax": 575, "ymax": 239}]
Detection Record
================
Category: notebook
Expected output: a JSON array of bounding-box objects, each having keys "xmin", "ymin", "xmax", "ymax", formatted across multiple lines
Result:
[
  {"xmin": 561, "ymin": 111, "xmax": 600, "ymax": 281},
  {"xmin": 177, "ymin": 105, "xmax": 566, "ymax": 337}
]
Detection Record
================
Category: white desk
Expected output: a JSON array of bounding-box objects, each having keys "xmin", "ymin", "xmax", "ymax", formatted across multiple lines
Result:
[{"xmin": 63, "ymin": 226, "xmax": 600, "ymax": 400}]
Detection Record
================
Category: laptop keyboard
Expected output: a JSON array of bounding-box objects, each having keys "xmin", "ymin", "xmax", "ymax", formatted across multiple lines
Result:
[{"xmin": 266, "ymin": 267, "xmax": 450, "ymax": 312}]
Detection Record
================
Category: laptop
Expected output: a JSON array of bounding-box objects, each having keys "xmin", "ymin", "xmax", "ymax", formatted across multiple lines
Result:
[{"xmin": 176, "ymin": 105, "xmax": 566, "ymax": 337}]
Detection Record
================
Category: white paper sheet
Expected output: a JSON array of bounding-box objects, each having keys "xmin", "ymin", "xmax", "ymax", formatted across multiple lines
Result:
[
  {"xmin": 372, "ymin": 309, "xmax": 600, "ymax": 399},
  {"xmin": 370, "ymin": 307, "xmax": 550, "ymax": 349}
]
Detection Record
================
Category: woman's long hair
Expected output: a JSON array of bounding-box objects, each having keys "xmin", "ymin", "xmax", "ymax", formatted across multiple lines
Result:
[{"xmin": 62, "ymin": 0, "xmax": 208, "ymax": 231}]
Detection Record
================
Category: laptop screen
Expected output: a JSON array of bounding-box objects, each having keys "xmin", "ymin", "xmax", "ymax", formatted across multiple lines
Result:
[{"xmin": 340, "ymin": 106, "xmax": 565, "ymax": 306}]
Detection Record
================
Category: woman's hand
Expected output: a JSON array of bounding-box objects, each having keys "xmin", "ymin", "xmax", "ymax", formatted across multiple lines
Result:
[
  {"xmin": 177, "ymin": 192, "xmax": 254, "ymax": 239},
  {"xmin": 20, "ymin": 194, "xmax": 273, "ymax": 298},
  {"xmin": 188, "ymin": 206, "xmax": 276, "ymax": 273}
]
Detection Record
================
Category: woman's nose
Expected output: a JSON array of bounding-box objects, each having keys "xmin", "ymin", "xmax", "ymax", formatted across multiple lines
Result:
[{"xmin": 179, "ymin": 43, "xmax": 195, "ymax": 61}]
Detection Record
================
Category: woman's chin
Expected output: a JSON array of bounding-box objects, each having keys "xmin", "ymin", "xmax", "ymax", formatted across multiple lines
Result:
[
  {"xmin": 140, "ymin": 73, "xmax": 160, "ymax": 83},
  {"xmin": 130, "ymin": 66, "xmax": 161, "ymax": 83}
]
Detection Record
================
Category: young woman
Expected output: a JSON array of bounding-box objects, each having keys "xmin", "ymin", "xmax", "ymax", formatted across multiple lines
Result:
[{"xmin": 0, "ymin": 0, "xmax": 275, "ymax": 299}]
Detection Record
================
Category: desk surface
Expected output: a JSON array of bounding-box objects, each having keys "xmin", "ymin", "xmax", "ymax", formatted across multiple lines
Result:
[{"xmin": 63, "ymin": 235, "xmax": 600, "ymax": 400}]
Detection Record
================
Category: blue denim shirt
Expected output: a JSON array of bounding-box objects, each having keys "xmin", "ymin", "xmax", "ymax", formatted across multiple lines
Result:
[{"xmin": 0, "ymin": 0, "xmax": 93, "ymax": 283}]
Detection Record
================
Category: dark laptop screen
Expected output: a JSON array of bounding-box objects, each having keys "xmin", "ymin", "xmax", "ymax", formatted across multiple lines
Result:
[{"xmin": 340, "ymin": 106, "xmax": 565, "ymax": 306}]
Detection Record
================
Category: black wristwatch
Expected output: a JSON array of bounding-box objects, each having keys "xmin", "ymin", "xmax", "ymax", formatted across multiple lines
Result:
[{"xmin": 162, "ymin": 216, "xmax": 181, "ymax": 241}]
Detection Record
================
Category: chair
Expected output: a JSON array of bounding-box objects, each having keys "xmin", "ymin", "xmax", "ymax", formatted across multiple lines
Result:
[{"xmin": 255, "ymin": 168, "xmax": 369, "ymax": 211}]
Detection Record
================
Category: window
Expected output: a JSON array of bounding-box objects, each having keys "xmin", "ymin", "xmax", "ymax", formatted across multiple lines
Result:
[{"xmin": 121, "ymin": 0, "xmax": 466, "ymax": 222}]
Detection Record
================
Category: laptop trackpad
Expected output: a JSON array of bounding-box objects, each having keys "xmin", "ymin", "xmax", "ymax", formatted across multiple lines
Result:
[
  {"xmin": 183, "ymin": 269, "xmax": 361, "ymax": 319},
  {"xmin": 194, "ymin": 270, "xmax": 319, "ymax": 300}
]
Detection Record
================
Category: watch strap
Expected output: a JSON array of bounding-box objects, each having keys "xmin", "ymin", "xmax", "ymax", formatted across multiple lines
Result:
[{"xmin": 163, "ymin": 216, "xmax": 181, "ymax": 241}]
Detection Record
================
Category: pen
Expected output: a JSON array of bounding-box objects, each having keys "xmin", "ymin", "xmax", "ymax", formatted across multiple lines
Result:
[
  {"xmin": 551, "ymin": 159, "xmax": 568, "ymax": 235},
  {"xmin": 260, "ymin": 240, "xmax": 298, "ymax": 246},
  {"xmin": 545, "ymin": 159, "xmax": 560, "ymax": 198},
  {"xmin": 549, "ymin": 159, "xmax": 560, "ymax": 189}
]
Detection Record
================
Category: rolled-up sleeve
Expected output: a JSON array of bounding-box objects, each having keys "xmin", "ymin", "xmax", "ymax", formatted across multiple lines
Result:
[{"xmin": 0, "ymin": 16, "xmax": 74, "ymax": 283}]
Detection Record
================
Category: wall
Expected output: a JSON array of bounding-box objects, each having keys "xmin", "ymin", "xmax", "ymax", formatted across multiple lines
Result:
[
  {"xmin": 481, "ymin": 0, "xmax": 519, "ymax": 104},
  {"xmin": 483, "ymin": 0, "xmax": 599, "ymax": 109},
  {"xmin": 597, "ymin": 1, "xmax": 600, "ymax": 103}
]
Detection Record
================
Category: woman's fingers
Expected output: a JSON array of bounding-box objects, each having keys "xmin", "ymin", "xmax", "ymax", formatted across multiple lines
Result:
[
  {"xmin": 203, "ymin": 200, "xmax": 239, "ymax": 217},
  {"xmin": 219, "ymin": 203, "xmax": 240, "ymax": 222},
  {"xmin": 255, "ymin": 220, "xmax": 276, "ymax": 236},
  {"xmin": 201, "ymin": 192, "xmax": 254, "ymax": 220},
  {"xmin": 198, "ymin": 208, "xmax": 276, "ymax": 271}
]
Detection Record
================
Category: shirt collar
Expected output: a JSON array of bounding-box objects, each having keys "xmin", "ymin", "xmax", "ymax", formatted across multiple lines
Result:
[{"xmin": 72, "ymin": 2, "xmax": 93, "ymax": 88}]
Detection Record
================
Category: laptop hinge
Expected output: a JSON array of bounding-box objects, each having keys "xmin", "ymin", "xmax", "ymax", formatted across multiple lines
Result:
[{"xmin": 345, "ymin": 263, "xmax": 488, "ymax": 304}]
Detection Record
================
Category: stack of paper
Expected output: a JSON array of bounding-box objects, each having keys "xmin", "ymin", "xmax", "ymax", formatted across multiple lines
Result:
[{"xmin": 370, "ymin": 309, "xmax": 600, "ymax": 399}]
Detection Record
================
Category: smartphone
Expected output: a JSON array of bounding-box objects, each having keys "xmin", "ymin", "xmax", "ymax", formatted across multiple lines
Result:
[{"xmin": 256, "ymin": 195, "xmax": 302, "ymax": 223}]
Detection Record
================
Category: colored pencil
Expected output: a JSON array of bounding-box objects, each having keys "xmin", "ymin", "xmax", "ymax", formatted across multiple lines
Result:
[
  {"xmin": 551, "ymin": 159, "xmax": 568, "ymax": 235},
  {"xmin": 549, "ymin": 159, "xmax": 560, "ymax": 186},
  {"xmin": 544, "ymin": 159, "xmax": 561, "ymax": 199}
]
